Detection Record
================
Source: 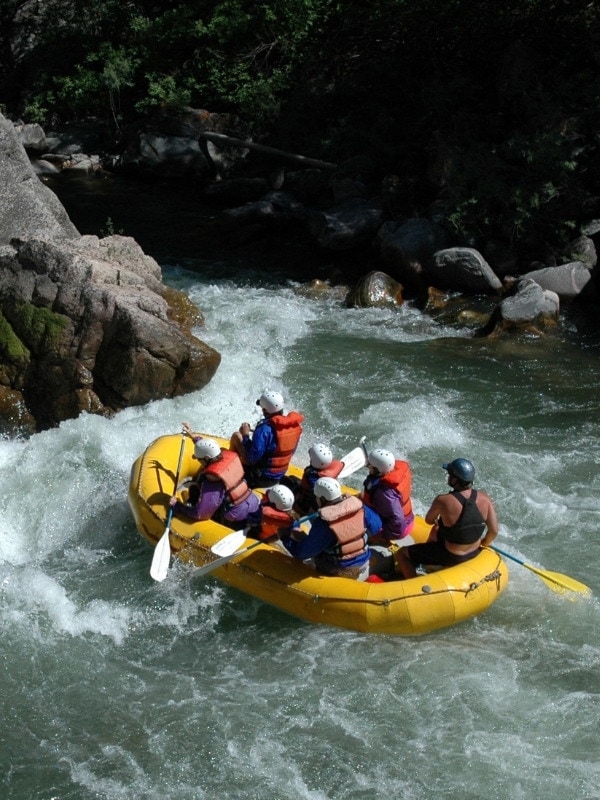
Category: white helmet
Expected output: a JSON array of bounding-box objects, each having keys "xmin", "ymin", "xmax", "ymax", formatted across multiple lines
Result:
[
  {"xmin": 267, "ymin": 484, "xmax": 295, "ymax": 512},
  {"xmin": 193, "ymin": 438, "xmax": 221, "ymax": 460},
  {"xmin": 256, "ymin": 390, "xmax": 284, "ymax": 415},
  {"xmin": 368, "ymin": 448, "xmax": 395, "ymax": 474},
  {"xmin": 308, "ymin": 442, "xmax": 333, "ymax": 469},
  {"xmin": 314, "ymin": 477, "xmax": 342, "ymax": 502}
]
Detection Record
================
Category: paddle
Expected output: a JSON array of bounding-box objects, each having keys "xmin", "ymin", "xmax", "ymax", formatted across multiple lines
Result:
[
  {"xmin": 211, "ymin": 511, "xmax": 319, "ymax": 556},
  {"xmin": 489, "ymin": 545, "xmax": 591, "ymax": 597},
  {"xmin": 197, "ymin": 511, "xmax": 319, "ymax": 577},
  {"xmin": 150, "ymin": 430, "xmax": 187, "ymax": 583},
  {"xmin": 338, "ymin": 436, "xmax": 369, "ymax": 479}
]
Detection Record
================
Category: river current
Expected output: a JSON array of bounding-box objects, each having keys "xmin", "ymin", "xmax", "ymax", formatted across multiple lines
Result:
[{"xmin": 1, "ymin": 176, "xmax": 600, "ymax": 799}]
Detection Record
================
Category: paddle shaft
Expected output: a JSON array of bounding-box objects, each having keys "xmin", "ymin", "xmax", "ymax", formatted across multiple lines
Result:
[{"xmin": 150, "ymin": 431, "xmax": 187, "ymax": 582}]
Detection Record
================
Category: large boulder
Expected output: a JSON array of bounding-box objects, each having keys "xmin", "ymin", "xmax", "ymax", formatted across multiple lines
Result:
[{"xmin": 0, "ymin": 235, "xmax": 221, "ymax": 432}]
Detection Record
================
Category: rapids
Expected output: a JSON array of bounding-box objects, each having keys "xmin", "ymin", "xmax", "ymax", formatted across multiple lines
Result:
[{"xmin": 1, "ymin": 251, "xmax": 599, "ymax": 799}]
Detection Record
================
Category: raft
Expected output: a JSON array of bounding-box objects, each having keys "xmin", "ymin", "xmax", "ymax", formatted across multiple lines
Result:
[{"xmin": 128, "ymin": 434, "xmax": 509, "ymax": 635}]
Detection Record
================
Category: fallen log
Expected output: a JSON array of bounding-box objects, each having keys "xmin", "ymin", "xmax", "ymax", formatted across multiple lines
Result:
[{"xmin": 199, "ymin": 131, "xmax": 337, "ymax": 170}]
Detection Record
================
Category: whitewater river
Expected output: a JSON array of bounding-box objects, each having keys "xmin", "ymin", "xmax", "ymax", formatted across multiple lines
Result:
[{"xmin": 1, "ymin": 250, "xmax": 600, "ymax": 799}]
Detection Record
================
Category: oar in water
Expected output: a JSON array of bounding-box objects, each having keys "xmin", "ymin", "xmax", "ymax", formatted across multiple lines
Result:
[
  {"xmin": 150, "ymin": 430, "xmax": 187, "ymax": 583},
  {"xmin": 197, "ymin": 511, "xmax": 319, "ymax": 578},
  {"xmin": 490, "ymin": 545, "xmax": 591, "ymax": 597}
]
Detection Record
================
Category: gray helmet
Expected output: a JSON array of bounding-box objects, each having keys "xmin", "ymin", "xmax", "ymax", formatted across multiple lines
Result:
[{"xmin": 443, "ymin": 458, "xmax": 475, "ymax": 484}]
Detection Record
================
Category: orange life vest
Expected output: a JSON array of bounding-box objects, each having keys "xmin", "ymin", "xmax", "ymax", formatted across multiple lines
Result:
[
  {"xmin": 265, "ymin": 411, "xmax": 304, "ymax": 474},
  {"xmin": 203, "ymin": 449, "xmax": 252, "ymax": 506},
  {"xmin": 259, "ymin": 500, "xmax": 294, "ymax": 540},
  {"xmin": 363, "ymin": 459, "xmax": 413, "ymax": 521},
  {"xmin": 318, "ymin": 495, "xmax": 367, "ymax": 562}
]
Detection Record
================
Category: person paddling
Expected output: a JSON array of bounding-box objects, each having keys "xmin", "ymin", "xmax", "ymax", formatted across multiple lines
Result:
[
  {"xmin": 170, "ymin": 432, "xmax": 259, "ymax": 529},
  {"xmin": 394, "ymin": 458, "xmax": 498, "ymax": 579},
  {"xmin": 279, "ymin": 477, "xmax": 385, "ymax": 581}
]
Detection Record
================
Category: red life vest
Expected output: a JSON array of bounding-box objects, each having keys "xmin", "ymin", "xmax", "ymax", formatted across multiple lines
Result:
[
  {"xmin": 265, "ymin": 411, "xmax": 304, "ymax": 474},
  {"xmin": 203, "ymin": 449, "xmax": 252, "ymax": 506},
  {"xmin": 363, "ymin": 459, "xmax": 413, "ymax": 521},
  {"xmin": 259, "ymin": 499, "xmax": 294, "ymax": 540},
  {"xmin": 319, "ymin": 495, "xmax": 367, "ymax": 562}
]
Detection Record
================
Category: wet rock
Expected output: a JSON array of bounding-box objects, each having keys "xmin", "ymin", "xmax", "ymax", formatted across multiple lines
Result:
[
  {"xmin": 477, "ymin": 278, "xmax": 560, "ymax": 337},
  {"xmin": 346, "ymin": 271, "xmax": 404, "ymax": 308}
]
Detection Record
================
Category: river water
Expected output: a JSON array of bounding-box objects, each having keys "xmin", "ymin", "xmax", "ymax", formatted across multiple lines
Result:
[{"xmin": 2, "ymin": 176, "xmax": 600, "ymax": 799}]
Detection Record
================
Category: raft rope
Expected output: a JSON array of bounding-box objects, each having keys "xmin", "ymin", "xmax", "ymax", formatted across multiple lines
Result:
[{"xmin": 230, "ymin": 556, "xmax": 505, "ymax": 607}]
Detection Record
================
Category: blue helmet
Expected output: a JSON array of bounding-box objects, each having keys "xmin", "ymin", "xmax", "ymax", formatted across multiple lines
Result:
[{"xmin": 443, "ymin": 458, "xmax": 475, "ymax": 484}]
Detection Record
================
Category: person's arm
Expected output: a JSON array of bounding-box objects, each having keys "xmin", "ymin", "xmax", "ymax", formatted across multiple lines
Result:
[
  {"xmin": 246, "ymin": 423, "xmax": 273, "ymax": 465},
  {"xmin": 364, "ymin": 504, "xmax": 383, "ymax": 536},
  {"xmin": 170, "ymin": 480, "xmax": 224, "ymax": 520},
  {"xmin": 480, "ymin": 496, "xmax": 499, "ymax": 547},
  {"xmin": 374, "ymin": 487, "xmax": 405, "ymax": 537},
  {"xmin": 280, "ymin": 518, "xmax": 334, "ymax": 560},
  {"xmin": 424, "ymin": 494, "xmax": 444, "ymax": 525}
]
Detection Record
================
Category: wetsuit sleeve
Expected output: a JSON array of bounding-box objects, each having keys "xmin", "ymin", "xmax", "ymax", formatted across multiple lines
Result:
[
  {"xmin": 373, "ymin": 486, "xmax": 405, "ymax": 537},
  {"xmin": 246, "ymin": 423, "xmax": 275, "ymax": 465},
  {"xmin": 174, "ymin": 480, "xmax": 224, "ymax": 520},
  {"xmin": 364, "ymin": 504, "xmax": 383, "ymax": 536}
]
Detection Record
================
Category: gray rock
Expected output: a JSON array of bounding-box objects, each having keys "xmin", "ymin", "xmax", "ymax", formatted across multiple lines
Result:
[
  {"xmin": 478, "ymin": 278, "xmax": 560, "ymax": 337},
  {"xmin": 522, "ymin": 261, "xmax": 592, "ymax": 299},
  {"xmin": 0, "ymin": 115, "xmax": 80, "ymax": 244},
  {"xmin": 429, "ymin": 247, "xmax": 503, "ymax": 294}
]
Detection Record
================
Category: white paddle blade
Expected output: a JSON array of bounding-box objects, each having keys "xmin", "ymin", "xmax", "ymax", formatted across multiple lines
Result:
[
  {"xmin": 338, "ymin": 445, "xmax": 368, "ymax": 478},
  {"xmin": 150, "ymin": 528, "xmax": 172, "ymax": 582},
  {"xmin": 210, "ymin": 529, "xmax": 247, "ymax": 557}
]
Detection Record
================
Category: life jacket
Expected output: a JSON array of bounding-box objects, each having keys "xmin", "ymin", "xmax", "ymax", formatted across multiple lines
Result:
[
  {"xmin": 258, "ymin": 497, "xmax": 294, "ymax": 540},
  {"xmin": 438, "ymin": 489, "xmax": 486, "ymax": 545},
  {"xmin": 319, "ymin": 495, "xmax": 367, "ymax": 562},
  {"xmin": 299, "ymin": 460, "xmax": 344, "ymax": 497},
  {"xmin": 363, "ymin": 459, "xmax": 413, "ymax": 523},
  {"xmin": 264, "ymin": 411, "xmax": 304, "ymax": 474},
  {"xmin": 203, "ymin": 449, "xmax": 252, "ymax": 506}
]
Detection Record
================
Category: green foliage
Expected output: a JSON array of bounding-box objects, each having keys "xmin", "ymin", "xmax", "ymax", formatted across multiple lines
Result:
[{"xmin": 2, "ymin": 0, "xmax": 600, "ymax": 256}]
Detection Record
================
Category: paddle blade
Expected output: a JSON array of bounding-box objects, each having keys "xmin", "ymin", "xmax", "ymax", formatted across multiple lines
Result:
[
  {"xmin": 211, "ymin": 529, "xmax": 247, "ymax": 557},
  {"xmin": 338, "ymin": 445, "xmax": 368, "ymax": 479},
  {"xmin": 529, "ymin": 565, "xmax": 592, "ymax": 597},
  {"xmin": 150, "ymin": 528, "xmax": 172, "ymax": 582}
]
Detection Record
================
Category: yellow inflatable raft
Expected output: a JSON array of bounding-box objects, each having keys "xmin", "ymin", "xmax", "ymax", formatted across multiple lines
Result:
[{"xmin": 128, "ymin": 434, "xmax": 508, "ymax": 635}]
